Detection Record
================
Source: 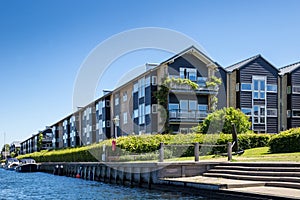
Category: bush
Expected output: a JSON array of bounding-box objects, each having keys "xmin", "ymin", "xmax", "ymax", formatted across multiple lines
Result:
[
  {"xmin": 17, "ymin": 133, "xmax": 270, "ymax": 162},
  {"xmin": 193, "ymin": 107, "xmax": 251, "ymax": 134},
  {"xmin": 269, "ymin": 128, "xmax": 300, "ymax": 153}
]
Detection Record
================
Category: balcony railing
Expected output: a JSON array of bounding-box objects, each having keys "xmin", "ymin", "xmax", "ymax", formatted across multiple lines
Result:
[
  {"xmin": 169, "ymin": 82, "xmax": 218, "ymax": 94},
  {"xmin": 169, "ymin": 109, "xmax": 208, "ymax": 121}
]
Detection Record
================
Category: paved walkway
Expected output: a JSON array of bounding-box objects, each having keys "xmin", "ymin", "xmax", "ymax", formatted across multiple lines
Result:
[{"xmin": 163, "ymin": 176, "xmax": 300, "ymax": 199}]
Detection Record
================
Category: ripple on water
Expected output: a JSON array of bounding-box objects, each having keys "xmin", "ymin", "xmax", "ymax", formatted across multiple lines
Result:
[{"xmin": 0, "ymin": 169, "xmax": 204, "ymax": 200}]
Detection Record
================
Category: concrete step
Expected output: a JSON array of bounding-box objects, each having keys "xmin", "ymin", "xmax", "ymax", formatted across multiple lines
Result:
[
  {"xmin": 266, "ymin": 182, "xmax": 300, "ymax": 190},
  {"xmin": 203, "ymin": 172, "xmax": 300, "ymax": 183},
  {"xmin": 219, "ymin": 162, "xmax": 300, "ymax": 168},
  {"xmin": 209, "ymin": 169, "xmax": 300, "ymax": 177},
  {"xmin": 214, "ymin": 165, "xmax": 300, "ymax": 172}
]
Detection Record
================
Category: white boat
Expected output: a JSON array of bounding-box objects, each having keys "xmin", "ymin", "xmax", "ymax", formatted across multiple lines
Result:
[
  {"xmin": 4, "ymin": 158, "xmax": 19, "ymax": 170},
  {"xmin": 15, "ymin": 158, "xmax": 39, "ymax": 172}
]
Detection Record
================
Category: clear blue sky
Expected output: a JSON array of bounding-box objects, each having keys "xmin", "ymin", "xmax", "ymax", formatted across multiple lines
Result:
[{"xmin": 1, "ymin": 0, "xmax": 300, "ymax": 148}]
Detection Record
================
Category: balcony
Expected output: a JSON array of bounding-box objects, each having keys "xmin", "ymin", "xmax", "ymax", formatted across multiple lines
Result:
[
  {"xmin": 169, "ymin": 109, "xmax": 208, "ymax": 122},
  {"xmin": 169, "ymin": 82, "xmax": 218, "ymax": 95}
]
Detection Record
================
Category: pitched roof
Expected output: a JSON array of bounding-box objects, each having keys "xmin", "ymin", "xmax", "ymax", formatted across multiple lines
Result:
[
  {"xmin": 226, "ymin": 55, "xmax": 260, "ymax": 72},
  {"xmin": 279, "ymin": 61, "xmax": 300, "ymax": 75},
  {"xmin": 161, "ymin": 45, "xmax": 219, "ymax": 67}
]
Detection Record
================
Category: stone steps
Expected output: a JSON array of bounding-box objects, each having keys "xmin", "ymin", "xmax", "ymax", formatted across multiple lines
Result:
[{"xmin": 203, "ymin": 163, "xmax": 300, "ymax": 189}]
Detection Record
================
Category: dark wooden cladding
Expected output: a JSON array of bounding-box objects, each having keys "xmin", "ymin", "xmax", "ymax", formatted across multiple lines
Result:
[{"xmin": 237, "ymin": 56, "xmax": 279, "ymax": 133}]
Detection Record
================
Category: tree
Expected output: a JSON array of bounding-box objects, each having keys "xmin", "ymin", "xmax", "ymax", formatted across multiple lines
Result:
[
  {"xmin": 37, "ymin": 132, "xmax": 43, "ymax": 151},
  {"xmin": 193, "ymin": 107, "xmax": 251, "ymax": 134}
]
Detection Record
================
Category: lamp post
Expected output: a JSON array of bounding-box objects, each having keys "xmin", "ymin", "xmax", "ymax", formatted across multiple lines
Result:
[{"xmin": 113, "ymin": 116, "xmax": 120, "ymax": 139}]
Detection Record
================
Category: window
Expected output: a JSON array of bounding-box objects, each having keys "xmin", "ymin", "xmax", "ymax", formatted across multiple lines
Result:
[
  {"xmin": 189, "ymin": 100, "xmax": 197, "ymax": 111},
  {"xmin": 241, "ymin": 108, "xmax": 252, "ymax": 116},
  {"xmin": 180, "ymin": 100, "xmax": 188, "ymax": 111},
  {"xmin": 152, "ymin": 104, "xmax": 158, "ymax": 113},
  {"xmin": 253, "ymin": 77, "xmax": 266, "ymax": 99},
  {"xmin": 138, "ymin": 78, "xmax": 145, "ymax": 98},
  {"xmin": 198, "ymin": 104, "xmax": 208, "ymax": 111},
  {"xmin": 133, "ymin": 83, "xmax": 138, "ymax": 93},
  {"xmin": 152, "ymin": 76, "xmax": 157, "ymax": 85},
  {"xmin": 188, "ymin": 69, "xmax": 197, "ymax": 81},
  {"xmin": 292, "ymin": 110, "xmax": 300, "ymax": 118},
  {"xmin": 123, "ymin": 112, "xmax": 127, "ymax": 124},
  {"xmin": 253, "ymin": 105, "xmax": 266, "ymax": 124},
  {"xmin": 169, "ymin": 103, "xmax": 179, "ymax": 111},
  {"xmin": 145, "ymin": 77, "xmax": 151, "ymax": 87},
  {"xmin": 293, "ymin": 86, "xmax": 300, "ymax": 94},
  {"xmin": 179, "ymin": 128, "xmax": 189, "ymax": 134},
  {"xmin": 139, "ymin": 104, "xmax": 145, "ymax": 124},
  {"xmin": 197, "ymin": 77, "xmax": 207, "ymax": 87},
  {"xmin": 179, "ymin": 68, "xmax": 197, "ymax": 81},
  {"xmin": 115, "ymin": 96, "xmax": 119, "ymax": 106},
  {"xmin": 267, "ymin": 109, "xmax": 277, "ymax": 117},
  {"xmin": 123, "ymin": 91, "xmax": 127, "ymax": 102},
  {"xmin": 241, "ymin": 83, "xmax": 252, "ymax": 91},
  {"xmin": 267, "ymin": 85, "xmax": 277, "ymax": 93},
  {"xmin": 134, "ymin": 109, "xmax": 138, "ymax": 118},
  {"xmin": 145, "ymin": 105, "xmax": 151, "ymax": 115}
]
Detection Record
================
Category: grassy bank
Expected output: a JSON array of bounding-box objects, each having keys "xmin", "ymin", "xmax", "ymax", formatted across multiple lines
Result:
[{"xmin": 166, "ymin": 147, "xmax": 300, "ymax": 162}]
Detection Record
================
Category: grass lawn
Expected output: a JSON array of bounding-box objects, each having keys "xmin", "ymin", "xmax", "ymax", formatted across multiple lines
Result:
[{"xmin": 164, "ymin": 147, "xmax": 300, "ymax": 162}]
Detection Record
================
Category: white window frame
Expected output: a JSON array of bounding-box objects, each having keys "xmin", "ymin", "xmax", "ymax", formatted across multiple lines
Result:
[
  {"xmin": 253, "ymin": 105, "xmax": 266, "ymax": 124},
  {"xmin": 241, "ymin": 83, "xmax": 252, "ymax": 91},
  {"xmin": 133, "ymin": 83, "xmax": 138, "ymax": 93},
  {"xmin": 267, "ymin": 84, "xmax": 278, "ymax": 93},
  {"xmin": 253, "ymin": 76, "xmax": 266, "ymax": 100},
  {"xmin": 292, "ymin": 109, "xmax": 300, "ymax": 118},
  {"xmin": 152, "ymin": 76, "xmax": 157, "ymax": 85},
  {"xmin": 267, "ymin": 109, "xmax": 277, "ymax": 117},
  {"xmin": 292, "ymin": 86, "xmax": 300, "ymax": 94},
  {"xmin": 123, "ymin": 91, "xmax": 127, "ymax": 102},
  {"xmin": 123, "ymin": 112, "xmax": 127, "ymax": 124},
  {"xmin": 152, "ymin": 104, "xmax": 158, "ymax": 113},
  {"xmin": 115, "ymin": 96, "xmax": 119, "ymax": 106}
]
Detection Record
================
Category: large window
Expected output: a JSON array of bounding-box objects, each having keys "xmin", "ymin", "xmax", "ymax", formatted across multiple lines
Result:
[
  {"xmin": 179, "ymin": 68, "xmax": 197, "ymax": 81},
  {"xmin": 123, "ymin": 112, "xmax": 127, "ymax": 124},
  {"xmin": 253, "ymin": 105, "xmax": 265, "ymax": 124},
  {"xmin": 253, "ymin": 77, "xmax": 266, "ymax": 99},
  {"xmin": 180, "ymin": 100, "xmax": 188, "ymax": 111}
]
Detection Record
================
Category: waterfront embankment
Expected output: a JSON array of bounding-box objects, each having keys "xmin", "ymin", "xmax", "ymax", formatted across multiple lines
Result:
[{"xmin": 39, "ymin": 161, "xmax": 300, "ymax": 200}]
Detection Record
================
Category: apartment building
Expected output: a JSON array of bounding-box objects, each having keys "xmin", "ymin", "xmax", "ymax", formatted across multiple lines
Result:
[
  {"xmin": 279, "ymin": 62, "xmax": 300, "ymax": 130},
  {"xmin": 19, "ymin": 46, "xmax": 300, "ymax": 154},
  {"xmin": 20, "ymin": 128, "xmax": 52, "ymax": 154},
  {"xmin": 226, "ymin": 55, "xmax": 279, "ymax": 133}
]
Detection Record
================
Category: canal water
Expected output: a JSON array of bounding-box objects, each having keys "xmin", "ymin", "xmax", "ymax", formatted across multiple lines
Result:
[{"xmin": 0, "ymin": 169, "xmax": 204, "ymax": 200}]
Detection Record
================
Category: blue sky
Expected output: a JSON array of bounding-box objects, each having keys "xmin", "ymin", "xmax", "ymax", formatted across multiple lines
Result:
[{"xmin": 1, "ymin": 0, "xmax": 300, "ymax": 148}]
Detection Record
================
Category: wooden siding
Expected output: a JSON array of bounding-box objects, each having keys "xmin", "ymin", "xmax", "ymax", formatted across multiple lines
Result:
[
  {"xmin": 239, "ymin": 57, "xmax": 279, "ymax": 133},
  {"xmin": 168, "ymin": 54, "xmax": 208, "ymax": 78},
  {"xmin": 267, "ymin": 118, "xmax": 278, "ymax": 133}
]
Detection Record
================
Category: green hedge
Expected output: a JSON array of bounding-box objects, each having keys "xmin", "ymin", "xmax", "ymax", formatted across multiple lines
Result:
[
  {"xmin": 17, "ymin": 133, "xmax": 271, "ymax": 162},
  {"xmin": 269, "ymin": 128, "xmax": 300, "ymax": 153}
]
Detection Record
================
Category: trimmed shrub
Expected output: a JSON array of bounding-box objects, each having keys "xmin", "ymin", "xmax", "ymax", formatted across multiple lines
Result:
[
  {"xmin": 269, "ymin": 128, "xmax": 300, "ymax": 153},
  {"xmin": 192, "ymin": 107, "xmax": 251, "ymax": 134},
  {"xmin": 18, "ymin": 133, "xmax": 271, "ymax": 162}
]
